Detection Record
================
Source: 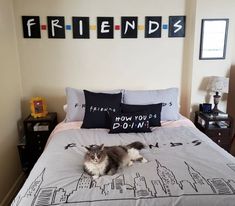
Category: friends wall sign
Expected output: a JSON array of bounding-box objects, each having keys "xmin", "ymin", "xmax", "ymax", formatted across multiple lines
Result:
[{"xmin": 22, "ymin": 16, "xmax": 186, "ymax": 39}]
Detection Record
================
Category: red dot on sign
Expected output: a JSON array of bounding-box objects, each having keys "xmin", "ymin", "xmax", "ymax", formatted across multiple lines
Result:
[
  {"xmin": 115, "ymin": 25, "xmax": 120, "ymax": 30},
  {"xmin": 41, "ymin": 25, "xmax": 47, "ymax": 30}
]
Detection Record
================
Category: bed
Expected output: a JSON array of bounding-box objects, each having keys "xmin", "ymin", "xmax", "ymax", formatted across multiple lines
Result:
[
  {"xmin": 12, "ymin": 116, "xmax": 235, "ymax": 206},
  {"xmin": 12, "ymin": 88, "xmax": 235, "ymax": 206}
]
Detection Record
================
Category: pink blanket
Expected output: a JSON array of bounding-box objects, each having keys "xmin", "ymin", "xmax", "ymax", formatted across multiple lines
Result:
[{"xmin": 46, "ymin": 115, "xmax": 194, "ymax": 146}]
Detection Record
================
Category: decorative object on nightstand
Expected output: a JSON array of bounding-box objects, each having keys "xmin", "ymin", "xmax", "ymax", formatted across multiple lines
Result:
[
  {"xmin": 199, "ymin": 103, "xmax": 212, "ymax": 113},
  {"xmin": 30, "ymin": 97, "xmax": 48, "ymax": 118},
  {"xmin": 195, "ymin": 111, "xmax": 233, "ymax": 152},
  {"xmin": 207, "ymin": 76, "xmax": 229, "ymax": 114},
  {"xmin": 22, "ymin": 112, "xmax": 57, "ymax": 172}
]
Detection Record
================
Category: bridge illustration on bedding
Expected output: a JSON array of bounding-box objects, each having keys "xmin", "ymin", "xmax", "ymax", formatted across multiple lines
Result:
[{"xmin": 13, "ymin": 159, "xmax": 235, "ymax": 206}]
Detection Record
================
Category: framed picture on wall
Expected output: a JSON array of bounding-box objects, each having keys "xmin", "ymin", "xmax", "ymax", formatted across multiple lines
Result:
[{"xmin": 199, "ymin": 19, "xmax": 229, "ymax": 60}]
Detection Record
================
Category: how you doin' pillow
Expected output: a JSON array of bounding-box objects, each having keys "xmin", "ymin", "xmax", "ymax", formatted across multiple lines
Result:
[
  {"xmin": 121, "ymin": 103, "xmax": 162, "ymax": 127},
  {"xmin": 109, "ymin": 111, "xmax": 152, "ymax": 134}
]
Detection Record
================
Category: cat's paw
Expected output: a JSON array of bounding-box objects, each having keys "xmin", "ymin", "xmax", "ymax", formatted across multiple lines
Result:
[
  {"xmin": 92, "ymin": 175, "xmax": 99, "ymax": 179},
  {"xmin": 107, "ymin": 169, "xmax": 117, "ymax": 175},
  {"xmin": 141, "ymin": 158, "xmax": 148, "ymax": 163},
  {"xmin": 128, "ymin": 160, "xmax": 133, "ymax": 166}
]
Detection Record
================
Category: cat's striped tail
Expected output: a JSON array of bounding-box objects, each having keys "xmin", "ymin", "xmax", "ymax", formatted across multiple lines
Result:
[{"xmin": 126, "ymin": 141, "xmax": 145, "ymax": 150}]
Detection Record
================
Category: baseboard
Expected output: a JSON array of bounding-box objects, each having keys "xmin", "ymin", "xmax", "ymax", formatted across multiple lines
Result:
[{"xmin": 1, "ymin": 172, "xmax": 26, "ymax": 206}]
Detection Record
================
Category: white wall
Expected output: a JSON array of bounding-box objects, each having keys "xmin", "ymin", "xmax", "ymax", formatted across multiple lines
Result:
[
  {"xmin": 13, "ymin": 0, "xmax": 235, "ymax": 122},
  {"xmin": 13, "ymin": 0, "xmax": 187, "ymax": 121},
  {"xmin": 0, "ymin": 0, "xmax": 22, "ymax": 203},
  {"xmin": 227, "ymin": 3, "xmax": 235, "ymax": 131},
  {"xmin": 190, "ymin": 0, "xmax": 235, "ymax": 119}
]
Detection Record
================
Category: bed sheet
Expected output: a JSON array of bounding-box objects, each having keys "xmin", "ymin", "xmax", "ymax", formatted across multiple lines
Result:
[{"xmin": 12, "ymin": 117, "xmax": 235, "ymax": 206}]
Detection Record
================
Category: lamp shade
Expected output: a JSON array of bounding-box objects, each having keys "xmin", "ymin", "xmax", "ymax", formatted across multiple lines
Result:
[{"xmin": 207, "ymin": 76, "xmax": 229, "ymax": 93}]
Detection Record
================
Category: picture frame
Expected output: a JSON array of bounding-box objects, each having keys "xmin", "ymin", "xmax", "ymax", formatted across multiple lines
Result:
[
  {"xmin": 199, "ymin": 19, "xmax": 229, "ymax": 60},
  {"xmin": 30, "ymin": 97, "xmax": 48, "ymax": 118}
]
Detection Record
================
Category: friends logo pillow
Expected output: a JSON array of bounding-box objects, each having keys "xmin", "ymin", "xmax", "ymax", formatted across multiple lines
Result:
[{"xmin": 81, "ymin": 90, "xmax": 122, "ymax": 129}]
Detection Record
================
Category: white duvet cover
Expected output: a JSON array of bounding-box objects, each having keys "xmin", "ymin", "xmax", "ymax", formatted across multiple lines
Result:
[{"xmin": 12, "ymin": 117, "xmax": 235, "ymax": 206}]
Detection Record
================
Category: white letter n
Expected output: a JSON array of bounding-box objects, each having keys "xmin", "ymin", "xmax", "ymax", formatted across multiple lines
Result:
[{"xmin": 124, "ymin": 21, "xmax": 135, "ymax": 34}]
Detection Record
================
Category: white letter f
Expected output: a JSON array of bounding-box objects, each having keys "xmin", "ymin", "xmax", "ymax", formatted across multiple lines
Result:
[{"xmin": 27, "ymin": 19, "xmax": 36, "ymax": 37}]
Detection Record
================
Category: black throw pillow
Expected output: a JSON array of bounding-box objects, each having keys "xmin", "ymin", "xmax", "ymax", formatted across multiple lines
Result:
[
  {"xmin": 121, "ymin": 103, "xmax": 162, "ymax": 127},
  {"xmin": 81, "ymin": 90, "xmax": 122, "ymax": 129},
  {"xmin": 109, "ymin": 111, "xmax": 152, "ymax": 134}
]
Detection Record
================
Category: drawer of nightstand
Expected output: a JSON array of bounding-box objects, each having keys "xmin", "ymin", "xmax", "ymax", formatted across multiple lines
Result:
[
  {"xmin": 209, "ymin": 135, "xmax": 230, "ymax": 145},
  {"xmin": 205, "ymin": 129, "xmax": 230, "ymax": 139},
  {"xmin": 206, "ymin": 130, "xmax": 231, "ymax": 148},
  {"xmin": 28, "ymin": 146, "xmax": 44, "ymax": 167},
  {"xmin": 28, "ymin": 131, "xmax": 50, "ymax": 137},
  {"xmin": 31, "ymin": 144, "xmax": 44, "ymax": 153},
  {"xmin": 27, "ymin": 132, "xmax": 50, "ymax": 146}
]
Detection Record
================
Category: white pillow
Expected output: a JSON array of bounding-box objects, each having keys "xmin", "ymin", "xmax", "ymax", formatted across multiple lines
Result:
[
  {"xmin": 63, "ymin": 104, "xmax": 68, "ymax": 113},
  {"xmin": 123, "ymin": 88, "xmax": 179, "ymax": 121}
]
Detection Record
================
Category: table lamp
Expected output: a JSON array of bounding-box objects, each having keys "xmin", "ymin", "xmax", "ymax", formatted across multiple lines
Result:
[{"xmin": 207, "ymin": 76, "xmax": 229, "ymax": 113}]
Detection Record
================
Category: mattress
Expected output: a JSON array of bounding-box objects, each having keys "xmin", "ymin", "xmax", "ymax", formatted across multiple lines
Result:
[{"xmin": 12, "ymin": 116, "xmax": 235, "ymax": 206}]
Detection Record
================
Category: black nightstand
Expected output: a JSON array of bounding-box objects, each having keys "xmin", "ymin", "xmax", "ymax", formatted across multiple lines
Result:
[
  {"xmin": 195, "ymin": 111, "xmax": 233, "ymax": 152},
  {"xmin": 19, "ymin": 112, "xmax": 57, "ymax": 172}
]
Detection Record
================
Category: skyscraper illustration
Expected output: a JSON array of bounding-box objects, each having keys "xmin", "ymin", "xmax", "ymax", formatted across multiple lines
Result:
[
  {"xmin": 155, "ymin": 159, "xmax": 182, "ymax": 195},
  {"xmin": 17, "ymin": 169, "xmax": 45, "ymax": 206},
  {"xmin": 134, "ymin": 173, "xmax": 153, "ymax": 197},
  {"xmin": 13, "ymin": 159, "xmax": 235, "ymax": 206}
]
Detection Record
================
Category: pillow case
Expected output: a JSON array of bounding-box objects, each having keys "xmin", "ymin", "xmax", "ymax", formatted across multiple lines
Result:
[
  {"xmin": 109, "ymin": 111, "xmax": 152, "ymax": 134},
  {"xmin": 65, "ymin": 87, "xmax": 122, "ymax": 122},
  {"xmin": 63, "ymin": 104, "xmax": 68, "ymax": 113},
  {"xmin": 123, "ymin": 88, "xmax": 179, "ymax": 121},
  {"xmin": 121, "ymin": 103, "xmax": 162, "ymax": 127},
  {"xmin": 81, "ymin": 90, "xmax": 122, "ymax": 129}
]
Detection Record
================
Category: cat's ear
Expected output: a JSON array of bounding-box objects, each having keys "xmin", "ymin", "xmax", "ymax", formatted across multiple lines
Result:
[
  {"xmin": 84, "ymin": 146, "xmax": 90, "ymax": 151},
  {"xmin": 100, "ymin": 144, "xmax": 104, "ymax": 151}
]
